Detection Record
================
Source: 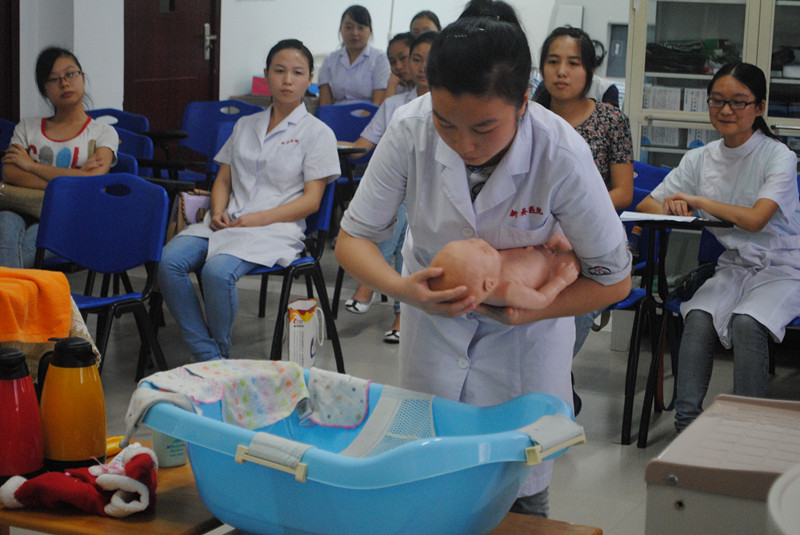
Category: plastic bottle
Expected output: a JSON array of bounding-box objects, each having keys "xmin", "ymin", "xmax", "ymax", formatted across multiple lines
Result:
[
  {"xmin": 39, "ymin": 337, "xmax": 107, "ymax": 470},
  {"xmin": 151, "ymin": 429, "xmax": 187, "ymax": 467},
  {"xmin": 0, "ymin": 348, "xmax": 43, "ymax": 483}
]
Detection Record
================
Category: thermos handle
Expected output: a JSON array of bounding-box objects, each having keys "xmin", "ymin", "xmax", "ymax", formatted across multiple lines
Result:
[{"xmin": 36, "ymin": 351, "xmax": 53, "ymax": 401}]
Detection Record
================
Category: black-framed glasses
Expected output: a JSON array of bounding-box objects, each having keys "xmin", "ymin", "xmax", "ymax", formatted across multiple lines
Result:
[
  {"xmin": 46, "ymin": 71, "xmax": 83, "ymax": 86},
  {"xmin": 706, "ymin": 97, "xmax": 755, "ymax": 110}
]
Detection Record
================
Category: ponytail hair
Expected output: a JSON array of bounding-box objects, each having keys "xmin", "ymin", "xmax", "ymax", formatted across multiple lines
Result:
[{"xmin": 708, "ymin": 62, "xmax": 779, "ymax": 141}]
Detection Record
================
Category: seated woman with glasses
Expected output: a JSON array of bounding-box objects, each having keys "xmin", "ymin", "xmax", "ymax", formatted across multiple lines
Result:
[
  {"xmin": 637, "ymin": 62, "xmax": 800, "ymax": 433},
  {"xmin": 1, "ymin": 47, "xmax": 118, "ymax": 268}
]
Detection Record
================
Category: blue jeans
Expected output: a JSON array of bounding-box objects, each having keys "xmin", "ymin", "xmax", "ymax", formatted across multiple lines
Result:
[
  {"xmin": 158, "ymin": 235, "xmax": 258, "ymax": 361},
  {"xmin": 573, "ymin": 308, "xmax": 603, "ymax": 357},
  {"xmin": 674, "ymin": 310, "xmax": 770, "ymax": 432},
  {"xmin": 377, "ymin": 202, "xmax": 407, "ymax": 315},
  {"xmin": 0, "ymin": 211, "xmax": 37, "ymax": 268}
]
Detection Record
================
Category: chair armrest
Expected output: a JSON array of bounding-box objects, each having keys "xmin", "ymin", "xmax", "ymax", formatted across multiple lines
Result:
[{"xmin": 143, "ymin": 129, "xmax": 189, "ymax": 147}]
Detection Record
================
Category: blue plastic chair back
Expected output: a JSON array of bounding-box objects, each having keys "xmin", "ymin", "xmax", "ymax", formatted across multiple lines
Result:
[
  {"xmin": 0, "ymin": 118, "xmax": 15, "ymax": 174},
  {"xmin": 112, "ymin": 152, "xmax": 139, "ymax": 175},
  {"xmin": 633, "ymin": 160, "xmax": 671, "ymax": 191},
  {"xmin": 0, "ymin": 118, "xmax": 14, "ymax": 148},
  {"xmin": 115, "ymin": 127, "xmax": 154, "ymax": 177},
  {"xmin": 179, "ymin": 100, "xmax": 263, "ymax": 164},
  {"xmin": 305, "ymin": 181, "xmax": 336, "ymax": 236},
  {"xmin": 315, "ymin": 103, "xmax": 379, "ymax": 142},
  {"xmin": 36, "ymin": 173, "xmax": 168, "ymax": 274},
  {"xmin": 88, "ymin": 108, "xmax": 149, "ymax": 133}
]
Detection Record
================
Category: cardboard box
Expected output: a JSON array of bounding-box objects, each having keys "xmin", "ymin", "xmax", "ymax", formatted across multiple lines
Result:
[
  {"xmin": 287, "ymin": 298, "xmax": 322, "ymax": 368},
  {"xmin": 646, "ymin": 395, "xmax": 800, "ymax": 534},
  {"xmin": 251, "ymin": 76, "xmax": 271, "ymax": 96}
]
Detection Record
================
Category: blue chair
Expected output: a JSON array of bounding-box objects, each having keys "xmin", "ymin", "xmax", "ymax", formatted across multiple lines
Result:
[
  {"xmin": 315, "ymin": 103, "xmax": 378, "ymax": 142},
  {"xmin": 114, "ymin": 127, "xmax": 155, "ymax": 178},
  {"xmin": 612, "ymin": 186, "xmax": 667, "ymax": 445},
  {"xmin": 248, "ymin": 181, "xmax": 345, "ymax": 373},
  {"xmin": 633, "ymin": 160, "xmax": 670, "ymax": 191},
  {"xmin": 146, "ymin": 100, "xmax": 263, "ymax": 187},
  {"xmin": 111, "ymin": 152, "xmax": 138, "ymax": 175},
  {"xmin": 315, "ymin": 102, "xmax": 378, "ymax": 169},
  {"xmin": 88, "ymin": 108, "xmax": 150, "ymax": 133},
  {"xmin": 1, "ymin": 118, "xmax": 15, "ymax": 174},
  {"xmin": 34, "ymin": 173, "xmax": 170, "ymax": 381}
]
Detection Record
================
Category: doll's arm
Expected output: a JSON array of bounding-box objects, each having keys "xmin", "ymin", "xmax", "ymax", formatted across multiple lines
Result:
[{"xmin": 498, "ymin": 252, "xmax": 580, "ymax": 309}]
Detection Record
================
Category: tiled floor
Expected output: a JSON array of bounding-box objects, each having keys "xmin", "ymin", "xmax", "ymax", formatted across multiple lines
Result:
[{"xmin": 14, "ymin": 246, "xmax": 800, "ymax": 534}]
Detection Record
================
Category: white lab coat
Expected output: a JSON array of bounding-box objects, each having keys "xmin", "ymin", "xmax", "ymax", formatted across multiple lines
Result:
[
  {"xmin": 651, "ymin": 130, "xmax": 800, "ymax": 347},
  {"xmin": 341, "ymin": 94, "xmax": 630, "ymax": 496},
  {"xmin": 181, "ymin": 104, "xmax": 340, "ymax": 267}
]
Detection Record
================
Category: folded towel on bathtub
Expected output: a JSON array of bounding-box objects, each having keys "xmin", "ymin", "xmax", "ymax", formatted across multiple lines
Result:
[
  {"xmin": 307, "ymin": 367, "xmax": 370, "ymax": 428},
  {"xmin": 0, "ymin": 267, "xmax": 71, "ymax": 343},
  {"xmin": 122, "ymin": 361, "xmax": 372, "ymax": 445}
]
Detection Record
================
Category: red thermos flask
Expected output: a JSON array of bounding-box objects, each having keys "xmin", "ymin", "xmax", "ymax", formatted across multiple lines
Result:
[{"xmin": 0, "ymin": 348, "xmax": 44, "ymax": 483}]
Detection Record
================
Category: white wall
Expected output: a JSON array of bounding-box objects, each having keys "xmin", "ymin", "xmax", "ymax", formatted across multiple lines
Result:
[
  {"xmin": 547, "ymin": 0, "xmax": 632, "ymax": 79},
  {"xmin": 218, "ymin": 0, "xmax": 558, "ymax": 100},
  {"xmin": 19, "ymin": 0, "xmax": 74, "ymax": 118},
  {"xmin": 17, "ymin": 0, "xmax": 628, "ymax": 115},
  {"xmin": 19, "ymin": 0, "xmax": 123, "ymax": 118},
  {"xmin": 73, "ymin": 0, "xmax": 124, "ymax": 111}
]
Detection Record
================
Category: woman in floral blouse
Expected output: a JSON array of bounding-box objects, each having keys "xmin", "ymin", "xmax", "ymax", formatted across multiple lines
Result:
[{"xmin": 535, "ymin": 27, "xmax": 634, "ymax": 406}]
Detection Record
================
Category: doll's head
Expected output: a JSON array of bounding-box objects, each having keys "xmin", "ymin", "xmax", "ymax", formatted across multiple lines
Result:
[{"xmin": 429, "ymin": 238, "xmax": 500, "ymax": 303}]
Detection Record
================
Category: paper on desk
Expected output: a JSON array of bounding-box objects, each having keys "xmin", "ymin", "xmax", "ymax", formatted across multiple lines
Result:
[{"xmin": 619, "ymin": 211, "xmax": 696, "ymax": 223}]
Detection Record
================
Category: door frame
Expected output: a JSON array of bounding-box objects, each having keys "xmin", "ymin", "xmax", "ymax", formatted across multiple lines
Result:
[{"xmin": 1, "ymin": 0, "xmax": 20, "ymax": 122}]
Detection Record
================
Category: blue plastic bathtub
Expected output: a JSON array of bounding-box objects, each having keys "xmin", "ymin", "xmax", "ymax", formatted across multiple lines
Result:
[{"xmin": 140, "ymin": 369, "xmax": 583, "ymax": 535}]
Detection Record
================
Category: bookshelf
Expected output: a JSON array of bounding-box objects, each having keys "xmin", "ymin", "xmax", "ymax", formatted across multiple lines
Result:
[{"xmin": 624, "ymin": 0, "xmax": 800, "ymax": 170}]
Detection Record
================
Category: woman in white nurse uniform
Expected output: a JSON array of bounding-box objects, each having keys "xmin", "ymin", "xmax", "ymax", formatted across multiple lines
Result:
[
  {"xmin": 336, "ymin": 8, "xmax": 631, "ymax": 518},
  {"xmin": 638, "ymin": 62, "xmax": 800, "ymax": 433},
  {"xmin": 158, "ymin": 39, "xmax": 339, "ymax": 362}
]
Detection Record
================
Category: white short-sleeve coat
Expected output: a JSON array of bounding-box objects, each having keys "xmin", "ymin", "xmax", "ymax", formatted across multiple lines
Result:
[
  {"xmin": 341, "ymin": 94, "xmax": 630, "ymax": 496},
  {"xmin": 651, "ymin": 130, "xmax": 800, "ymax": 347},
  {"xmin": 181, "ymin": 104, "xmax": 340, "ymax": 267}
]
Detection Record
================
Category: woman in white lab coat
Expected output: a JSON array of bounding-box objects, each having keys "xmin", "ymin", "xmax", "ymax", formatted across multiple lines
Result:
[
  {"xmin": 158, "ymin": 39, "xmax": 339, "ymax": 362},
  {"xmin": 335, "ymin": 6, "xmax": 631, "ymax": 517},
  {"xmin": 637, "ymin": 62, "xmax": 800, "ymax": 433}
]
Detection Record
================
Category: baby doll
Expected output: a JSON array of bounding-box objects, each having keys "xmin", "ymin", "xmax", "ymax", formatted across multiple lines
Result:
[{"xmin": 429, "ymin": 236, "xmax": 580, "ymax": 310}]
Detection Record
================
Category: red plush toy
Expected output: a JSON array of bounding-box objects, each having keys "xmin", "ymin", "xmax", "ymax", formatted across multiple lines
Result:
[{"xmin": 0, "ymin": 443, "xmax": 158, "ymax": 518}]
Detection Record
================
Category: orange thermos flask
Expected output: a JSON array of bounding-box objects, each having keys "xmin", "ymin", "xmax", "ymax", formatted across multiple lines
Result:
[{"xmin": 39, "ymin": 337, "xmax": 106, "ymax": 470}]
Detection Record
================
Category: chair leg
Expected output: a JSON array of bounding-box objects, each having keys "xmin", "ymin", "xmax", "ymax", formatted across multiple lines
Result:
[
  {"xmin": 131, "ymin": 304, "xmax": 169, "ymax": 382},
  {"xmin": 332, "ymin": 266, "xmax": 345, "ymax": 320},
  {"xmin": 665, "ymin": 312, "xmax": 683, "ymax": 411},
  {"xmin": 304, "ymin": 274, "xmax": 314, "ymax": 298},
  {"xmin": 311, "ymin": 266, "xmax": 345, "ymax": 373},
  {"xmin": 258, "ymin": 274, "xmax": 269, "ymax": 319},
  {"xmin": 94, "ymin": 311, "xmax": 114, "ymax": 374},
  {"xmin": 637, "ymin": 305, "xmax": 666, "ymax": 448},
  {"xmin": 621, "ymin": 303, "xmax": 645, "ymax": 445},
  {"xmin": 269, "ymin": 269, "xmax": 297, "ymax": 361}
]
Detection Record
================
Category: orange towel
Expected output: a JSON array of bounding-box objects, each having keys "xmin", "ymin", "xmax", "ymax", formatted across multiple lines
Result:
[{"xmin": 0, "ymin": 267, "xmax": 71, "ymax": 344}]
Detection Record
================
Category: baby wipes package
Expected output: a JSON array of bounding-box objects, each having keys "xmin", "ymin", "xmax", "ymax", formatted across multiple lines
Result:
[{"xmin": 287, "ymin": 298, "xmax": 324, "ymax": 368}]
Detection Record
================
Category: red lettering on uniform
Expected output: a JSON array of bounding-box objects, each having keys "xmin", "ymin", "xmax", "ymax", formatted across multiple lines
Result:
[
  {"xmin": 71, "ymin": 147, "xmax": 80, "ymax": 168},
  {"xmin": 509, "ymin": 209, "xmax": 519, "ymax": 218}
]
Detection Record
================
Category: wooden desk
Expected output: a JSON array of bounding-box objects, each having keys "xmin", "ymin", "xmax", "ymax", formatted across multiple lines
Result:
[
  {"xmin": 491, "ymin": 513, "xmax": 602, "ymax": 534},
  {"xmin": 0, "ymin": 458, "xmax": 221, "ymax": 535},
  {"xmin": 1, "ymin": 450, "xmax": 601, "ymax": 535}
]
